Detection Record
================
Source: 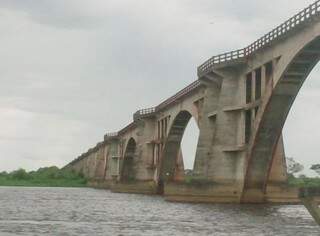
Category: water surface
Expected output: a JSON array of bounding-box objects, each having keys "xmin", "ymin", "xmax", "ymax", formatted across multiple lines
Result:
[{"xmin": 0, "ymin": 187, "xmax": 319, "ymax": 235}]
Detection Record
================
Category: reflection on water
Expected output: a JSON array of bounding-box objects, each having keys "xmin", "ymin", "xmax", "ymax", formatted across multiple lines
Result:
[{"xmin": 0, "ymin": 187, "xmax": 319, "ymax": 236}]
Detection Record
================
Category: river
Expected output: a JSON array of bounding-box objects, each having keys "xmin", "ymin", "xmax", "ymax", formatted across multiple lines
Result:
[{"xmin": 0, "ymin": 187, "xmax": 319, "ymax": 235}]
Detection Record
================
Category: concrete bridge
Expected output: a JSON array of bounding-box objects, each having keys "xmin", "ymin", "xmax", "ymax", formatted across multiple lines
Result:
[{"xmin": 66, "ymin": 0, "xmax": 320, "ymax": 203}]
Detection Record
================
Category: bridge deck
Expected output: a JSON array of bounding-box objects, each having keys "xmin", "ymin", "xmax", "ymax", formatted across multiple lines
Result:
[{"xmin": 198, "ymin": 0, "xmax": 320, "ymax": 77}]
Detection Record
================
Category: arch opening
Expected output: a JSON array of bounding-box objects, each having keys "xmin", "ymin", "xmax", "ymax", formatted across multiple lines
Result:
[
  {"xmin": 181, "ymin": 117, "xmax": 200, "ymax": 173},
  {"xmin": 158, "ymin": 110, "xmax": 199, "ymax": 193},
  {"xmin": 283, "ymin": 63, "xmax": 320, "ymax": 177},
  {"xmin": 121, "ymin": 138, "xmax": 136, "ymax": 182}
]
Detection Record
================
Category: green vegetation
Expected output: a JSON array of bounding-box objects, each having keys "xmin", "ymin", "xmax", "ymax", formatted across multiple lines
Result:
[
  {"xmin": 288, "ymin": 174, "xmax": 320, "ymax": 188},
  {"xmin": 0, "ymin": 167, "xmax": 87, "ymax": 187},
  {"xmin": 285, "ymin": 157, "xmax": 320, "ymax": 188}
]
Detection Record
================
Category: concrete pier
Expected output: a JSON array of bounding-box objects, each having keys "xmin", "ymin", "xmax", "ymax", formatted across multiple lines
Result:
[{"xmin": 299, "ymin": 188, "xmax": 320, "ymax": 225}]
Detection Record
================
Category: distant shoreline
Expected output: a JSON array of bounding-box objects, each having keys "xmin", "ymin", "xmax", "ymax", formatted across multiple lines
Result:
[{"xmin": 0, "ymin": 167, "xmax": 87, "ymax": 188}]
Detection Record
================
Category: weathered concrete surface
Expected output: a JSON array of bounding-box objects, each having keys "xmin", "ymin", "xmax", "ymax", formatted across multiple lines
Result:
[
  {"xmin": 65, "ymin": 1, "xmax": 320, "ymax": 204},
  {"xmin": 111, "ymin": 181, "xmax": 158, "ymax": 195},
  {"xmin": 299, "ymin": 188, "xmax": 320, "ymax": 225},
  {"xmin": 164, "ymin": 182, "xmax": 240, "ymax": 203},
  {"xmin": 87, "ymin": 180, "xmax": 113, "ymax": 189}
]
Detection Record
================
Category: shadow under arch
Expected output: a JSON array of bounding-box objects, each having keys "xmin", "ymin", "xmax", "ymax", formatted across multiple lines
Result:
[
  {"xmin": 121, "ymin": 138, "xmax": 137, "ymax": 182},
  {"xmin": 158, "ymin": 110, "xmax": 199, "ymax": 193},
  {"xmin": 243, "ymin": 36, "xmax": 320, "ymax": 197}
]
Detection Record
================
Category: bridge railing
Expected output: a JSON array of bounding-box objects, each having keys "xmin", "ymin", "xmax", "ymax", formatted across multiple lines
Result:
[
  {"xmin": 133, "ymin": 80, "xmax": 202, "ymax": 120},
  {"xmin": 133, "ymin": 107, "xmax": 156, "ymax": 120},
  {"xmin": 156, "ymin": 80, "xmax": 202, "ymax": 111},
  {"xmin": 198, "ymin": 0, "xmax": 320, "ymax": 77},
  {"xmin": 104, "ymin": 132, "xmax": 119, "ymax": 140}
]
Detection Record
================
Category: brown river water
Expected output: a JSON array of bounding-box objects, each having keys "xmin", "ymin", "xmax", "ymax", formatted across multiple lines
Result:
[{"xmin": 0, "ymin": 186, "xmax": 319, "ymax": 236}]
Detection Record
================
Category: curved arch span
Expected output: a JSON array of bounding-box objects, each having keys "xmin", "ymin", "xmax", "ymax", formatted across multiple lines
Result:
[
  {"xmin": 243, "ymin": 37, "xmax": 320, "ymax": 198},
  {"xmin": 158, "ymin": 110, "xmax": 199, "ymax": 189},
  {"xmin": 121, "ymin": 138, "xmax": 137, "ymax": 182}
]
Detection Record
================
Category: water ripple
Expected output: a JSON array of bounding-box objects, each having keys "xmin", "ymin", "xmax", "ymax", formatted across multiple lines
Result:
[{"xmin": 0, "ymin": 187, "xmax": 319, "ymax": 235}]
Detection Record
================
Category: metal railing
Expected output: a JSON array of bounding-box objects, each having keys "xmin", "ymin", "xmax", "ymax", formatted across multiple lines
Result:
[{"xmin": 198, "ymin": 0, "xmax": 320, "ymax": 77}]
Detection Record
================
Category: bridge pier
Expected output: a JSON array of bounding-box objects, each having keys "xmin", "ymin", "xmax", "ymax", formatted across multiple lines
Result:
[
  {"xmin": 299, "ymin": 188, "xmax": 320, "ymax": 225},
  {"xmin": 164, "ymin": 182, "xmax": 241, "ymax": 203},
  {"xmin": 111, "ymin": 181, "xmax": 158, "ymax": 195}
]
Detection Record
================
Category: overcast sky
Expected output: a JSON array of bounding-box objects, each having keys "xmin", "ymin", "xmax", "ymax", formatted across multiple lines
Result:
[{"xmin": 0, "ymin": 0, "xmax": 319, "ymax": 176}]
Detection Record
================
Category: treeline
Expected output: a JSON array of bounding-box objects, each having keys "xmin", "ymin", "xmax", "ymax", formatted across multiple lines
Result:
[
  {"xmin": 286, "ymin": 157, "xmax": 320, "ymax": 188},
  {"xmin": 288, "ymin": 174, "xmax": 320, "ymax": 188},
  {"xmin": 0, "ymin": 166, "xmax": 87, "ymax": 187}
]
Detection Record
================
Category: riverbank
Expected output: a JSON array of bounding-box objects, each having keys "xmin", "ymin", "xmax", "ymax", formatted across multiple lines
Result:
[{"xmin": 0, "ymin": 167, "xmax": 87, "ymax": 187}]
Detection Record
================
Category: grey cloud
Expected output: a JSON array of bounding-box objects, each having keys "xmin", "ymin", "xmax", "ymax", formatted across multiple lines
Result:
[{"xmin": 0, "ymin": 0, "xmax": 105, "ymax": 29}]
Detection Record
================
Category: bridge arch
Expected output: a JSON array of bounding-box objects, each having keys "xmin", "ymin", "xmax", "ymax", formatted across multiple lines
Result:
[
  {"xmin": 158, "ymin": 110, "xmax": 199, "ymax": 187},
  {"xmin": 120, "ymin": 137, "xmax": 137, "ymax": 182},
  {"xmin": 243, "ymin": 35, "xmax": 320, "ymax": 199}
]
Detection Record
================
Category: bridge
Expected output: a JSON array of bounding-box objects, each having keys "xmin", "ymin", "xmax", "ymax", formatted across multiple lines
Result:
[{"xmin": 65, "ymin": 0, "xmax": 320, "ymax": 203}]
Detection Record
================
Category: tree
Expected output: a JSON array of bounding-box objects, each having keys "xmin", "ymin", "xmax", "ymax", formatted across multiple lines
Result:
[
  {"xmin": 11, "ymin": 169, "xmax": 30, "ymax": 180},
  {"xmin": 310, "ymin": 164, "xmax": 320, "ymax": 175},
  {"xmin": 286, "ymin": 157, "xmax": 304, "ymax": 175},
  {"xmin": 298, "ymin": 174, "xmax": 307, "ymax": 179}
]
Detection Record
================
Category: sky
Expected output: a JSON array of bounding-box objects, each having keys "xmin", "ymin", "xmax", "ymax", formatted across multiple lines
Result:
[{"xmin": 0, "ymin": 0, "xmax": 319, "ymax": 176}]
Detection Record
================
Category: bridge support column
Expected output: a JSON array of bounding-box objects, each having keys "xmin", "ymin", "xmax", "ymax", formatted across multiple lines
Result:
[
  {"xmin": 111, "ymin": 118, "xmax": 159, "ymax": 195},
  {"xmin": 242, "ymin": 135, "xmax": 289, "ymax": 203},
  {"xmin": 164, "ymin": 71, "xmax": 247, "ymax": 203},
  {"xmin": 193, "ymin": 79, "xmax": 221, "ymax": 178},
  {"xmin": 301, "ymin": 197, "xmax": 320, "ymax": 225},
  {"xmin": 299, "ymin": 188, "xmax": 320, "ymax": 225}
]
